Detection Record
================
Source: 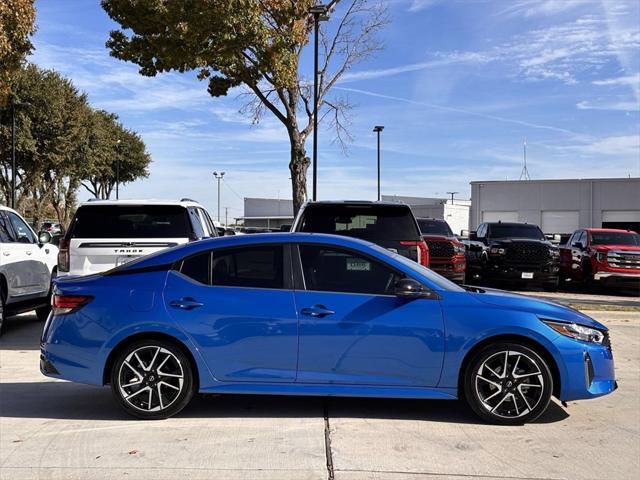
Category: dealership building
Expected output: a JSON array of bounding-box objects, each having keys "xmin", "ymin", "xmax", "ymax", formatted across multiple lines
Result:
[{"xmin": 470, "ymin": 177, "xmax": 640, "ymax": 234}]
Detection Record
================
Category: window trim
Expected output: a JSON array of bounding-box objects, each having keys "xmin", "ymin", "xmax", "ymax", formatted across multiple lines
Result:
[
  {"xmin": 292, "ymin": 242, "xmax": 433, "ymax": 298},
  {"xmin": 173, "ymin": 243, "xmax": 293, "ymax": 291}
]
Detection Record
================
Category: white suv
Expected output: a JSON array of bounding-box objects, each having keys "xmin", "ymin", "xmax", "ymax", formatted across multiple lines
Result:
[
  {"xmin": 58, "ymin": 199, "xmax": 218, "ymax": 278},
  {"xmin": 0, "ymin": 206, "xmax": 58, "ymax": 332}
]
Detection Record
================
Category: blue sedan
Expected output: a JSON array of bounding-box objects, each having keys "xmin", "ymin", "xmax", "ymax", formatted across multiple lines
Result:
[{"xmin": 40, "ymin": 233, "xmax": 616, "ymax": 424}]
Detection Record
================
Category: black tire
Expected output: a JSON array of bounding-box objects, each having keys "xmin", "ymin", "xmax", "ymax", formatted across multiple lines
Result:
[
  {"xmin": 464, "ymin": 342, "xmax": 553, "ymax": 425},
  {"xmin": 543, "ymin": 278, "xmax": 559, "ymax": 292},
  {"xmin": 0, "ymin": 292, "xmax": 6, "ymax": 336},
  {"xmin": 110, "ymin": 339, "xmax": 195, "ymax": 420}
]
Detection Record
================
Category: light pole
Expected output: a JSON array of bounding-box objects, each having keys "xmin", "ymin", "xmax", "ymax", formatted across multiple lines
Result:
[
  {"xmin": 213, "ymin": 171, "xmax": 225, "ymax": 222},
  {"xmin": 310, "ymin": 0, "xmax": 340, "ymax": 201},
  {"xmin": 373, "ymin": 126, "xmax": 384, "ymax": 201},
  {"xmin": 115, "ymin": 139, "xmax": 121, "ymax": 200},
  {"xmin": 3, "ymin": 96, "xmax": 31, "ymax": 209}
]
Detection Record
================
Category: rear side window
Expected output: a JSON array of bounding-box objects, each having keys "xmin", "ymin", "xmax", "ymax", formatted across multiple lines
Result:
[
  {"xmin": 299, "ymin": 245, "xmax": 401, "ymax": 295},
  {"xmin": 212, "ymin": 246, "xmax": 283, "ymax": 289},
  {"xmin": 70, "ymin": 205, "xmax": 191, "ymax": 239},
  {"xmin": 298, "ymin": 205, "xmax": 420, "ymax": 240},
  {"xmin": 179, "ymin": 252, "xmax": 211, "ymax": 285}
]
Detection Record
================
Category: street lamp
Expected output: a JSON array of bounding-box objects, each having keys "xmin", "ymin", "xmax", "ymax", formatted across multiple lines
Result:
[
  {"xmin": 2, "ymin": 96, "xmax": 31, "ymax": 209},
  {"xmin": 115, "ymin": 139, "xmax": 121, "ymax": 200},
  {"xmin": 213, "ymin": 171, "xmax": 225, "ymax": 223},
  {"xmin": 310, "ymin": 0, "xmax": 340, "ymax": 201},
  {"xmin": 373, "ymin": 126, "xmax": 384, "ymax": 201}
]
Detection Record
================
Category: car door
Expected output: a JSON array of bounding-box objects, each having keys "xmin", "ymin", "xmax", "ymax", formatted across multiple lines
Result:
[
  {"xmin": 293, "ymin": 243, "xmax": 445, "ymax": 387},
  {"xmin": 1, "ymin": 211, "xmax": 50, "ymax": 300},
  {"xmin": 164, "ymin": 243, "xmax": 299, "ymax": 383}
]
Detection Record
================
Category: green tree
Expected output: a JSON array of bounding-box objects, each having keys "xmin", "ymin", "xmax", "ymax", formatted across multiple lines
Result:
[
  {"xmin": 0, "ymin": 0, "xmax": 36, "ymax": 106},
  {"xmin": 80, "ymin": 109, "xmax": 151, "ymax": 199},
  {"xmin": 102, "ymin": 0, "xmax": 387, "ymax": 213},
  {"xmin": 0, "ymin": 65, "xmax": 88, "ymax": 227}
]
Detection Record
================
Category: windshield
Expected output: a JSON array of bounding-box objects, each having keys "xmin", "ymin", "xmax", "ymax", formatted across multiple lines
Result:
[
  {"xmin": 371, "ymin": 244, "xmax": 465, "ymax": 292},
  {"xmin": 70, "ymin": 205, "xmax": 191, "ymax": 239},
  {"xmin": 489, "ymin": 224, "xmax": 544, "ymax": 240},
  {"xmin": 591, "ymin": 231, "xmax": 640, "ymax": 246},
  {"xmin": 418, "ymin": 219, "xmax": 453, "ymax": 236},
  {"xmin": 299, "ymin": 204, "xmax": 420, "ymax": 241}
]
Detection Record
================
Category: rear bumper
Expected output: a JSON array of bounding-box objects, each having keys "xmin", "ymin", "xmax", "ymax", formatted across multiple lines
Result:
[{"xmin": 430, "ymin": 257, "xmax": 466, "ymax": 283}]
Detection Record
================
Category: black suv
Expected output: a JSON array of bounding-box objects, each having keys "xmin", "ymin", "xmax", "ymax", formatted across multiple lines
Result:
[
  {"xmin": 292, "ymin": 201, "xmax": 429, "ymax": 267},
  {"xmin": 465, "ymin": 222, "xmax": 560, "ymax": 290}
]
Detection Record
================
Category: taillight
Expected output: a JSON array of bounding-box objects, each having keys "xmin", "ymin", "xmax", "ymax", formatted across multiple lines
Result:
[
  {"xmin": 52, "ymin": 295, "xmax": 92, "ymax": 315},
  {"xmin": 58, "ymin": 237, "xmax": 70, "ymax": 272},
  {"xmin": 400, "ymin": 241, "xmax": 430, "ymax": 268}
]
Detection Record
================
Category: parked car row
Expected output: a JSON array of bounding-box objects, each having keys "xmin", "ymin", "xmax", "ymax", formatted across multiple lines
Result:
[{"xmin": 0, "ymin": 205, "xmax": 58, "ymax": 333}]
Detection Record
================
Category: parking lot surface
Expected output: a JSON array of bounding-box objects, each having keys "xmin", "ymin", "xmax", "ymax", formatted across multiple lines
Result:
[{"xmin": 1, "ymin": 309, "xmax": 639, "ymax": 480}]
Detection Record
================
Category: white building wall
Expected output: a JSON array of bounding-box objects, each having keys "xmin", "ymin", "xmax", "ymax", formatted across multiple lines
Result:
[{"xmin": 470, "ymin": 178, "xmax": 640, "ymax": 233}]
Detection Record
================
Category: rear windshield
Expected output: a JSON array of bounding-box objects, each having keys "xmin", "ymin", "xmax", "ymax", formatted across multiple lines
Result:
[
  {"xmin": 591, "ymin": 232, "xmax": 640, "ymax": 246},
  {"xmin": 417, "ymin": 219, "xmax": 453, "ymax": 236},
  {"xmin": 299, "ymin": 204, "xmax": 420, "ymax": 241},
  {"xmin": 70, "ymin": 205, "xmax": 191, "ymax": 239},
  {"xmin": 489, "ymin": 224, "xmax": 544, "ymax": 240}
]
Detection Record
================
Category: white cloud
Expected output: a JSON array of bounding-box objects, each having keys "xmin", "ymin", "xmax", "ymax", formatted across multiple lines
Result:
[
  {"xmin": 564, "ymin": 135, "xmax": 640, "ymax": 156},
  {"xmin": 496, "ymin": 0, "xmax": 598, "ymax": 18},
  {"xmin": 407, "ymin": 0, "xmax": 440, "ymax": 13},
  {"xmin": 576, "ymin": 100, "xmax": 639, "ymax": 111}
]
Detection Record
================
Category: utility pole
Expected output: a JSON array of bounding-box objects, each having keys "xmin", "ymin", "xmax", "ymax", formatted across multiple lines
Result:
[
  {"xmin": 519, "ymin": 138, "xmax": 530, "ymax": 181},
  {"xmin": 310, "ymin": 0, "xmax": 341, "ymax": 201},
  {"xmin": 115, "ymin": 139, "xmax": 121, "ymax": 199},
  {"xmin": 213, "ymin": 171, "xmax": 225, "ymax": 222},
  {"xmin": 11, "ymin": 97, "xmax": 16, "ymax": 209},
  {"xmin": 225, "ymin": 207, "xmax": 228, "ymax": 227},
  {"xmin": 373, "ymin": 126, "xmax": 384, "ymax": 201},
  {"xmin": 446, "ymin": 191, "xmax": 459, "ymax": 204}
]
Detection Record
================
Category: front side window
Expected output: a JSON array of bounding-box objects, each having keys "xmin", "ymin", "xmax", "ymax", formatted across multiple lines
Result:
[
  {"xmin": 299, "ymin": 245, "xmax": 402, "ymax": 295},
  {"xmin": 6, "ymin": 212, "xmax": 36, "ymax": 243},
  {"xmin": 212, "ymin": 246, "xmax": 283, "ymax": 289}
]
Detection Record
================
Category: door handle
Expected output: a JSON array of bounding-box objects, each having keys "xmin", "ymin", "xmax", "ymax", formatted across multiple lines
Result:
[
  {"xmin": 301, "ymin": 304, "xmax": 335, "ymax": 318},
  {"xmin": 169, "ymin": 297, "xmax": 204, "ymax": 310},
  {"xmin": 2, "ymin": 252, "xmax": 9, "ymax": 256},
  {"xmin": 26, "ymin": 251, "xmax": 32, "ymax": 256}
]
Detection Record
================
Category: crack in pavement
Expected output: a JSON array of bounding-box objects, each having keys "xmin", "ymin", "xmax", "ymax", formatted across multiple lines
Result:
[{"xmin": 324, "ymin": 398, "xmax": 334, "ymax": 480}]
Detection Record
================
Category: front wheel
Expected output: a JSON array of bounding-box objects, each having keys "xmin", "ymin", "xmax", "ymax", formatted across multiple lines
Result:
[
  {"xmin": 464, "ymin": 343, "xmax": 553, "ymax": 425},
  {"xmin": 110, "ymin": 340, "xmax": 195, "ymax": 420}
]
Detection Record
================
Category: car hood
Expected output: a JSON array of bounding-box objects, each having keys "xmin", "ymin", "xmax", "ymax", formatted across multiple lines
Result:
[
  {"xmin": 467, "ymin": 287, "xmax": 607, "ymax": 330},
  {"xmin": 489, "ymin": 238, "xmax": 550, "ymax": 246},
  {"xmin": 593, "ymin": 244, "xmax": 640, "ymax": 252}
]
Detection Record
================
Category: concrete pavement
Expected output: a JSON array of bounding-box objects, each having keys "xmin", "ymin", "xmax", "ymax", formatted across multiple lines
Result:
[{"xmin": 1, "ymin": 311, "xmax": 638, "ymax": 480}]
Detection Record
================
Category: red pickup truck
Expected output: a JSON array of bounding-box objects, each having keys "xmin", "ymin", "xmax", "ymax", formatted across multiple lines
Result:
[
  {"xmin": 417, "ymin": 218, "xmax": 465, "ymax": 283},
  {"xmin": 560, "ymin": 228, "xmax": 640, "ymax": 289}
]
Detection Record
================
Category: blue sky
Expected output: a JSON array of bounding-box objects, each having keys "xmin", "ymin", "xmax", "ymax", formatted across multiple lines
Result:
[{"xmin": 30, "ymin": 0, "xmax": 640, "ymax": 220}]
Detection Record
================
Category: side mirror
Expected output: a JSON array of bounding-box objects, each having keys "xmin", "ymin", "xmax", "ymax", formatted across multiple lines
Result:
[
  {"xmin": 394, "ymin": 279, "xmax": 435, "ymax": 299},
  {"xmin": 38, "ymin": 231, "xmax": 52, "ymax": 244},
  {"xmin": 574, "ymin": 241, "xmax": 584, "ymax": 250},
  {"xmin": 468, "ymin": 231, "xmax": 478, "ymax": 241}
]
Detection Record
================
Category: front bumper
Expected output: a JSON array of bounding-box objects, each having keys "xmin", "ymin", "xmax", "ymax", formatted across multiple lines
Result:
[
  {"xmin": 484, "ymin": 265, "xmax": 559, "ymax": 284},
  {"xmin": 555, "ymin": 334, "xmax": 617, "ymax": 402},
  {"xmin": 430, "ymin": 258, "xmax": 466, "ymax": 283},
  {"xmin": 594, "ymin": 271, "xmax": 640, "ymax": 281}
]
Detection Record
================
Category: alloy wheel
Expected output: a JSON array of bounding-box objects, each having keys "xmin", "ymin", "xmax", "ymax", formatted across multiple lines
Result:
[
  {"xmin": 117, "ymin": 345, "xmax": 185, "ymax": 412},
  {"xmin": 474, "ymin": 350, "xmax": 545, "ymax": 419}
]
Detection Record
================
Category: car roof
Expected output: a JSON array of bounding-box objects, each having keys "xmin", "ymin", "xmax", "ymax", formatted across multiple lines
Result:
[
  {"xmin": 78, "ymin": 199, "xmax": 203, "ymax": 208},
  {"xmin": 303, "ymin": 200, "xmax": 410, "ymax": 207},
  {"xmin": 485, "ymin": 222, "xmax": 538, "ymax": 227}
]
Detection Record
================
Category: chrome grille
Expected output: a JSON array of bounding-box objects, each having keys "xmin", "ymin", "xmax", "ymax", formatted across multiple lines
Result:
[
  {"xmin": 425, "ymin": 240, "xmax": 454, "ymax": 258},
  {"xmin": 607, "ymin": 250, "xmax": 640, "ymax": 270}
]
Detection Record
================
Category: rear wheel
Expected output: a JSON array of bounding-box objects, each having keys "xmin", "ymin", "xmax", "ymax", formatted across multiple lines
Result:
[
  {"xmin": 464, "ymin": 343, "xmax": 553, "ymax": 425},
  {"xmin": 0, "ymin": 293, "xmax": 6, "ymax": 335},
  {"xmin": 110, "ymin": 339, "xmax": 195, "ymax": 420}
]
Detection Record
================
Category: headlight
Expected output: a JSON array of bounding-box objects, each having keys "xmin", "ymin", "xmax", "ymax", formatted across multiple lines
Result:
[
  {"xmin": 453, "ymin": 243, "xmax": 466, "ymax": 254},
  {"xmin": 550, "ymin": 248, "xmax": 560, "ymax": 257},
  {"xmin": 596, "ymin": 251, "xmax": 607, "ymax": 263},
  {"xmin": 489, "ymin": 247, "xmax": 505, "ymax": 255},
  {"xmin": 543, "ymin": 320, "xmax": 605, "ymax": 344}
]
